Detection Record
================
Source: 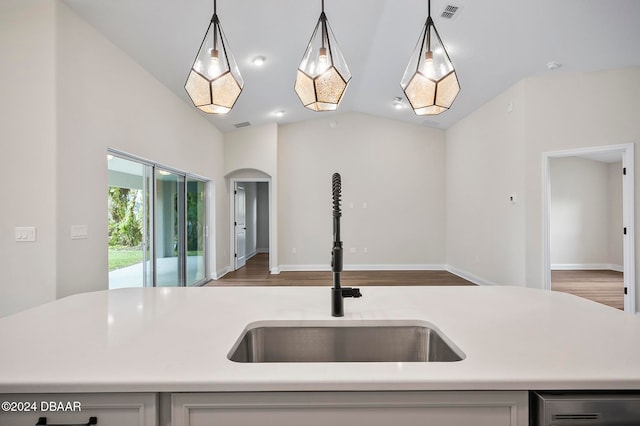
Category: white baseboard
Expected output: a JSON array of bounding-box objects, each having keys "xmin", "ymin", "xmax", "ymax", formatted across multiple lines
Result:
[
  {"xmin": 611, "ymin": 264, "xmax": 624, "ymax": 272},
  {"xmin": 347, "ymin": 264, "xmax": 445, "ymax": 271},
  {"xmin": 278, "ymin": 264, "xmax": 329, "ymax": 272},
  {"xmin": 216, "ymin": 262, "xmax": 278, "ymax": 275},
  {"xmin": 213, "ymin": 266, "xmax": 231, "ymax": 279},
  {"xmin": 278, "ymin": 264, "xmax": 447, "ymax": 272},
  {"xmin": 257, "ymin": 248, "xmax": 269, "ymax": 254},
  {"xmin": 551, "ymin": 263, "xmax": 623, "ymax": 272},
  {"xmin": 445, "ymin": 265, "xmax": 497, "ymax": 286}
]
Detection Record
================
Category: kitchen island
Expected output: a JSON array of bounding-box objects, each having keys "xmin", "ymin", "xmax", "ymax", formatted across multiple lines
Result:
[{"xmin": 1, "ymin": 286, "xmax": 639, "ymax": 425}]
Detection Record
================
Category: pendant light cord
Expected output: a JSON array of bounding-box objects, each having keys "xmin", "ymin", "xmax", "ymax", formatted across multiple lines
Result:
[
  {"xmin": 212, "ymin": 0, "xmax": 218, "ymax": 50},
  {"xmin": 320, "ymin": 0, "xmax": 327, "ymax": 50},
  {"xmin": 426, "ymin": 0, "xmax": 432, "ymax": 52}
]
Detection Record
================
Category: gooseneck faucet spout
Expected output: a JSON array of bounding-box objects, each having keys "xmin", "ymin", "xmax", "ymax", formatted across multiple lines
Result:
[{"xmin": 331, "ymin": 173, "xmax": 362, "ymax": 317}]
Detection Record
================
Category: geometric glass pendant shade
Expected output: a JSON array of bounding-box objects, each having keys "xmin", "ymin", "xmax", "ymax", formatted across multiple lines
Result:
[
  {"xmin": 400, "ymin": 0, "xmax": 460, "ymax": 116},
  {"xmin": 185, "ymin": 0, "xmax": 243, "ymax": 114},
  {"xmin": 294, "ymin": 0, "xmax": 351, "ymax": 112}
]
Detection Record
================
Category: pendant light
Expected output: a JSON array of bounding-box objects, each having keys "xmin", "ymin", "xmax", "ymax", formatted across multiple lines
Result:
[
  {"xmin": 401, "ymin": 0, "xmax": 460, "ymax": 115},
  {"xmin": 185, "ymin": 0, "xmax": 243, "ymax": 114},
  {"xmin": 294, "ymin": 0, "xmax": 351, "ymax": 112}
]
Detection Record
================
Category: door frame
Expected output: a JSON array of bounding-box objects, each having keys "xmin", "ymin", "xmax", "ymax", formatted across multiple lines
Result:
[
  {"xmin": 542, "ymin": 143, "xmax": 635, "ymax": 314},
  {"xmin": 229, "ymin": 177, "xmax": 274, "ymax": 273}
]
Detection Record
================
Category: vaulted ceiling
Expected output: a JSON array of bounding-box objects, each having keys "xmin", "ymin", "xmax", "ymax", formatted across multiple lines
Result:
[{"xmin": 62, "ymin": 0, "xmax": 640, "ymax": 133}]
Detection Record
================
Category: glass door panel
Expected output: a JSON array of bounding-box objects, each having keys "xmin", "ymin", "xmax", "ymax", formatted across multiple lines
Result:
[
  {"xmin": 155, "ymin": 169, "xmax": 185, "ymax": 287},
  {"xmin": 187, "ymin": 178, "xmax": 207, "ymax": 286},
  {"xmin": 107, "ymin": 155, "xmax": 151, "ymax": 289}
]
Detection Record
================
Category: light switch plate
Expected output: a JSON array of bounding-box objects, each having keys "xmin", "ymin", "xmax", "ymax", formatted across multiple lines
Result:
[
  {"xmin": 15, "ymin": 226, "xmax": 36, "ymax": 242},
  {"xmin": 71, "ymin": 225, "xmax": 88, "ymax": 240}
]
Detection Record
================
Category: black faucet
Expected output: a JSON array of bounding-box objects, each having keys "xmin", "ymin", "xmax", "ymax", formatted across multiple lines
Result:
[{"xmin": 331, "ymin": 173, "xmax": 362, "ymax": 317}]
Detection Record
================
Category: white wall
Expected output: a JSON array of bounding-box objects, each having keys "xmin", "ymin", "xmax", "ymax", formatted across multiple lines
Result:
[
  {"xmin": 224, "ymin": 123, "xmax": 278, "ymax": 272},
  {"xmin": 523, "ymin": 68, "xmax": 640, "ymax": 311},
  {"xmin": 445, "ymin": 82, "xmax": 527, "ymax": 286},
  {"xmin": 256, "ymin": 182, "xmax": 270, "ymax": 252},
  {"xmin": 550, "ymin": 157, "xmax": 621, "ymax": 269},
  {"xmin": 54, "ymin": 3, "xmax": 226, "ymax": 299},
  {"xmin": 278, "ymin": 113, "xmax": 446, "ymax": 270},
  {"xmin": 446, "ymin": 67, "xmax": 640, "ymax": 310},
  {"xmin": 224, "ymin": 124, "xmax": 278, "ymax": 178},
  {"xmin": 0, "ymin": 0, "xmax": 57, "ymax": 316}
]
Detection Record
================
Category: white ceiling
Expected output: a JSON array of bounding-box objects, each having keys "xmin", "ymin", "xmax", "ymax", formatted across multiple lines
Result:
[{"xmin": 62, "ymin": 0, "xmax": 640, "ymax": 133}]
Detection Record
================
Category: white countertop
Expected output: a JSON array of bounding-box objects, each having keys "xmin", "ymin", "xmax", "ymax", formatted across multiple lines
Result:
[{"xmin": 0, "ymin": 286, "xmax": 639, "ymax": 393}]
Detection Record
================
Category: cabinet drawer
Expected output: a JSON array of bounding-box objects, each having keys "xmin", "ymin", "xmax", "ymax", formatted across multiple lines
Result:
[
  {"xmin": 172, "ymin": 391, "xmax": 528, "ymax": 426},
  {"xmin": 0, "ymin": 393, "xmax": 157, "ymax": 426}
]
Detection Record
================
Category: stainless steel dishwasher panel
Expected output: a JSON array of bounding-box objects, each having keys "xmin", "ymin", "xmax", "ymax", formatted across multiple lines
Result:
[{"xmin": 531, "ymin": 391, "xmax": 640, "ymax": 425}]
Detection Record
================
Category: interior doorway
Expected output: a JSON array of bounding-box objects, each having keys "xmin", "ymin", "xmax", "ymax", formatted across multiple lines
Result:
[
  {"xmin": 543, "ymin": 143, "xmax": 635, "ymax": 313},
  {"xmin": 230, "ymin": 179, "xmax": 271, "ymax": 272}
]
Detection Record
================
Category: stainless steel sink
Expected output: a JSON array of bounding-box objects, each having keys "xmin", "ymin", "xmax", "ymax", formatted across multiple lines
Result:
[{"xmin": 228, "ymin": 321, "xmax": 464, "ymax": 363}]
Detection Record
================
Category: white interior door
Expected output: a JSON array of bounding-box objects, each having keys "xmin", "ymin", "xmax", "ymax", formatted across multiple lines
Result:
[{"xmin": 235, "ymin": 184, "xmax": 247, "ymax": 269}]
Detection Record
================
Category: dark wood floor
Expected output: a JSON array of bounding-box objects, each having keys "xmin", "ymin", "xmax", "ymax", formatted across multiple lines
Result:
[
  {"xmin": 207, "ymin": 256, "xmax": 625, "ymax": 310},
  {"xmin": 551, "ymin": 270, "xmax": 624, "ymax": 310},
  {"xmin": 208, "ymin": 253, "xmax": 475, "ymax": 287}
]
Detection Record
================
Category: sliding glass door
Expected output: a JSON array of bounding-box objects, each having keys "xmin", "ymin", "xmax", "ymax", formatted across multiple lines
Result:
[
  {"xmin": 155, "ymin": 169, "xmax": 185, "ymax": 287},
  {"xmin": 107, "ymin": 156, "xmax": 152, "ymax": 289},
  {"xmin": 108, "ymin": 152, "xmax": 209, "ymax": 289},
  {"xmin": 187, "ymin": 178, "xmax": 207, "ymax": 286}
]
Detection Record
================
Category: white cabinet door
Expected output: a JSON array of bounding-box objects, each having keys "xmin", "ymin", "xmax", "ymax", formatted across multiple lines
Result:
[
  {"xmin": 0, "ymin": 393, "xmax": 157, "ymax": 426},
  {"xmin": 172, "ymin": 391, "xmax": 528, "ymax": 426}
]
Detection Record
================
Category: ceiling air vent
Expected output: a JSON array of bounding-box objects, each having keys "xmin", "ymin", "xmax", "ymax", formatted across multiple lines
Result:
[
  {"xmin": 441, "ymin": 4, "xmax": 463, "ymax": 19},
  {"xmin": 234, "ymin": 121, "xmax": 251, "ymax": 129}
]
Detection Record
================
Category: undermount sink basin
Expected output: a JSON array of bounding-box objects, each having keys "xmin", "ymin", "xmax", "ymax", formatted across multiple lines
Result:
[{"xmin": 228, "ymin": 321, "xmax": 464, "ymax": 363}]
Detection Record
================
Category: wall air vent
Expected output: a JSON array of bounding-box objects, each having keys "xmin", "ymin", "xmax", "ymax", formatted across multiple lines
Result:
[
  {"xmin": 234, "ymin": 121, "xmax": 251, "ymax": 128},
  {"xmin": 441, "ymin": 4, "xmax": 463, "ymax": 19}
]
